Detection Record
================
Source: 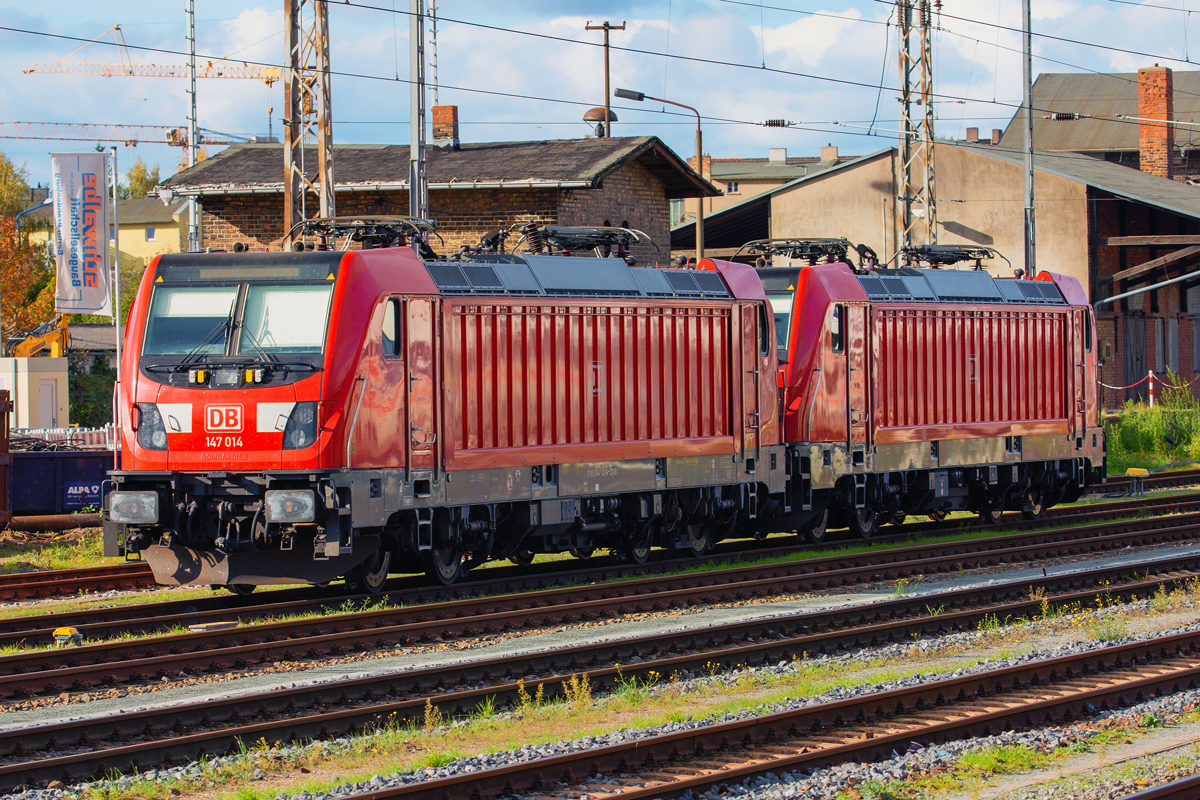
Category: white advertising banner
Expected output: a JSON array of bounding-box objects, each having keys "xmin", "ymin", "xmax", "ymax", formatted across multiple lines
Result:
[{"xmin": 50, "ymin": 152, "xmax": 114, "ymax": 317}]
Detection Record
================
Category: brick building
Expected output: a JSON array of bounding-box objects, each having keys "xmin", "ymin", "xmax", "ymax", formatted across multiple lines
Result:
[{"xmin": 156, "ymin": 106, "xmax": 717, "ymax": 266}]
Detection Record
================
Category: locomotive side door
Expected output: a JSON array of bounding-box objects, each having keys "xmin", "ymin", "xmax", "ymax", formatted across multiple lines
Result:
[
  {"xmin": 406, "ymin": 296, "xmax": 439, "ymax": 474},
  {"xmin": 741, "ymin": 303, "xmax": 761, "ymax": 467},
  {"xmin": 846, "ymin": 303, "xmax": 870, "ymax": 457},
  {"xmin": 1071, "ymin": 309, "xmax": 1087, "ymax": 436}
]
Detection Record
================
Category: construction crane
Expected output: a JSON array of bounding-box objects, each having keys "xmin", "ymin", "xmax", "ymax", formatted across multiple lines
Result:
[
  {"xmin": 0, "ymin": 122, "xmax": 264, "ymax": 148},
  {"xmin": 4, "ymin": 316, "xmax": 69, "ymax": 359},
  {"xmin": 23, "ymin": 25, "xmax": 281, "ymax": 86}
]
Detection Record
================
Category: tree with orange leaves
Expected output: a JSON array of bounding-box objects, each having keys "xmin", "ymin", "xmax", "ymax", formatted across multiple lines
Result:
[{"xmin": 0, "ymin": 216, "xmax": 55, "ymax": 341}]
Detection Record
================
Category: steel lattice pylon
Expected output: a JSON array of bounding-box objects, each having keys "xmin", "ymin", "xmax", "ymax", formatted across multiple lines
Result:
[
  {"xmin": 284, "ymin": 0, "xmax": 336, "ymax": 244},
  {"xmin": 897, "ymin": 0, "xmax": 938, "ymax": 254}
]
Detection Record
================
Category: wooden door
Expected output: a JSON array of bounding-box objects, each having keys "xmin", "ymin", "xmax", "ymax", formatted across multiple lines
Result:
[
  {"xmin": 1124, "ymin": 317, "xmax": 1146, "ymax": 403},
  {"xmin": 406, "ymin": 296, "xmax": 439, "ymax": 472}
]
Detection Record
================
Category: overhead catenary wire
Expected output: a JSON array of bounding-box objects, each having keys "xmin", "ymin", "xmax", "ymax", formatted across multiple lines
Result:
[{"xmin": 3, "ymin": 7, "xmax": 1183, "ymax": 150}]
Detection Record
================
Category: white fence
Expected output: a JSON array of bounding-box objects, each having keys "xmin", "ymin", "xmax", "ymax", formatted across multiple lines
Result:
[{"xmin": 11, "ymin": 425, "xmax": 116, "ymax": 450}]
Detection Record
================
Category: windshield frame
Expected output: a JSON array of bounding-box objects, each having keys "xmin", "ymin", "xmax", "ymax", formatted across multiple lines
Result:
[{"xmin": 138, "ymin": 278, "xmax": 335, "ymax": 384}]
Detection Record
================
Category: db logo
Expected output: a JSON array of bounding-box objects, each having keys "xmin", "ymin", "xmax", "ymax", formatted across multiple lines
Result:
[{"xmin": 205, "ymin": 404, "xmax": 243, "ymax": 432}]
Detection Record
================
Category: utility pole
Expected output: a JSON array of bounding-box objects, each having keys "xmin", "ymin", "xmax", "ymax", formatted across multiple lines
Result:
[
  {"xmin": 186, "ymin": 0, "xmax": 199, "ymax": 251},
  {"xmin": 428, "ymin": 0, "xmax": 439, "ymax": 106},
  {"xmin": 585, "ymin": 20, "xmax": 625, "ymax": 137},
  {"xmin": 896, "ymin": 0, "xmax": 938, "ymax": 255},
  {"xmin": 1022, "ymin": 0, "xmax": 1036, "ymax": 276},
  {"xmin": 410, "ymin": 0, "xmax": 429, "ymax": 234},
  {"xmin": 283, "ymin": 0, "xmax": 336, "ymax": 247}
]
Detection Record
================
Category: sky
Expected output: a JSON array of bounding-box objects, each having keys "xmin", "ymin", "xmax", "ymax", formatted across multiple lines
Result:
[{"xmin": 0, "ymin": 0, "xmax": 1189, "ymax": 189}]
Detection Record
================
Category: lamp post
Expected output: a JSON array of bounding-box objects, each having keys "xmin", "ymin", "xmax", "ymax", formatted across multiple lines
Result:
[{"xmin": 615, "ymin": 88, "xmax": 704, "ymax": 261}]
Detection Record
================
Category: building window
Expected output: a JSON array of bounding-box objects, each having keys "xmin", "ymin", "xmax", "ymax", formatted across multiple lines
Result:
[
  {"xmin": 1155, "ymin": 318, "xmax": 1165, "ymax": 373},
  {"xmin": 725, "ymin": 181, "xmax": 739, "ymax": 195},
  {"xmin": 1168, "ymin": 317, "xmax": 1179, "ymax": 373},
  {"xmin": 1195, "ymin": 319, "xmax": 1200, "ymax": 372},
  {"xmin": 145, "ymin": 226, "xmax": 156, "ymax": 242}
]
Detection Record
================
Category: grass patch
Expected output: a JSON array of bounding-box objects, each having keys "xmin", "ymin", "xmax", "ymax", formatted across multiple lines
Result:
[
  {"xmin": 0, "ymin": 528, "xmax": 113, "ymax": 574},
  {"xmin": 1106, "ymin": 373, "xmax": 1200, "ymax": 474}
]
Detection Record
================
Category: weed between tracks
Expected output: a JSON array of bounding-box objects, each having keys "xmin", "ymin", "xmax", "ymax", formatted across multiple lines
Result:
[{"xmin": 57, "ymin": 587, "xmax": 1200, "ymax": 800}]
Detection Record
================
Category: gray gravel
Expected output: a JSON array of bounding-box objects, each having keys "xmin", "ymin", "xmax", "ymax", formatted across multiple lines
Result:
[{"xmin": 6, "ymin": 597, "xmax": 1200, "ymax": 800}]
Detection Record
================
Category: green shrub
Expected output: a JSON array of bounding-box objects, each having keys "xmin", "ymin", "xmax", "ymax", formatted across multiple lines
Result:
[{"xmin": 1105, "ymin": 372, "xmax": 1200, "ymax": 472}]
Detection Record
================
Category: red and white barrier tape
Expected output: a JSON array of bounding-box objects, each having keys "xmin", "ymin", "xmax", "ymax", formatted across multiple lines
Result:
[{"xmin": 1099, "ymin": 375, "xmax": 1150, "ymax": 390}]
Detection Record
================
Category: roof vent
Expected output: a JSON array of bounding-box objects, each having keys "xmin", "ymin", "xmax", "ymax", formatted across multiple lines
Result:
[{"xmin": 768, "ymin": 148, "xmax": 787, "ymax": 163}]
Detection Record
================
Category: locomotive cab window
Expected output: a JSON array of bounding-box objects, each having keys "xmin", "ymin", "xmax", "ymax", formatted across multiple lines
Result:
[
  {"xmin": 1085, "ymin": 312, "xmax": 1093, "ymax": 352},
  {"xmin": 382, "ymin": 299, "xmax": 402, "ymax": 357},
  {"xmin": 766, "ymin": 291, "xmax": 794, "ymax": 361},
  {"xmin": 758, "ymin": 303, "xmax": 770, "ymax": 355},
  {"xmin": 831, "ymin": 304, "xmax": 845, "ymax": 353}
]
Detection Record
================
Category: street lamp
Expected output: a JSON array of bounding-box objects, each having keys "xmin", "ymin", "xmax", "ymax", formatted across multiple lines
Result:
[{"xmin": 616, "ymin": 88, "xmax": 704, "ymax": 261}]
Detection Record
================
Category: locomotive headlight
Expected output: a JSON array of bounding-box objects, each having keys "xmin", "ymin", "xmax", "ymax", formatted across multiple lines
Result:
[
  {"xmin": 264, "ymin": 489, "xmax": 316, "ymax": 523},
  {"xmin": 136, "ymin": 403, "xmax": 169, "ymax": 451},
  {"xmin": 109, "ymin": 491, "xmax": 159, "ymax": 524},
  {"xmin": 282, "ymin": 401, "xmax": 318, "ymax": 450}
]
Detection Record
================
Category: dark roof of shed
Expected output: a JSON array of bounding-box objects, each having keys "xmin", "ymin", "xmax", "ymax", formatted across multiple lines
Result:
[
  {"xmin": 159, "ymin": 137, "xmax": 719, "ymax": 199},
  {"xmin": 998, "ymin": 71, "xmax": 1200, "ymax": 152},
  {"xmin": 956, "ymin": 140, "xmax": 1200, "ymax": 221}
]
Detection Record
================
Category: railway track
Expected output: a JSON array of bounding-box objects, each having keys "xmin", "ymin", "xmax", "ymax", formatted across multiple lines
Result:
[
  {"xmin": 0, "ymin": 562, "xmax": 153, "ymax": 601},
  {"xmin": 3, "ymin": 487, "xmax": 1196, "ymax": 645},
  {"xmin": 0, "ymin": 471, "xmax": 1192, "ymax": 603},
  {"xmin": 3, "ymin": 503, "xmax": 1200, "ymax": 684},
  {"xmin": 329, "ymin": 625, "xmax": 1200, "ymax": 800},
  {"xmin": 0, "ymin": 551, "xmax": 1197, "ymax": 792}
]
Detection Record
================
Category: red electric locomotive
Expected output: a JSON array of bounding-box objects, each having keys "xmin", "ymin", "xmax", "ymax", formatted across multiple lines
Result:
[
  {"xmin": 105, "ymin": 223, "xmax": 786, "ymax": 591},
  {"xmin": 105, "ymin": 223, "xmax": 1103, "ymax": 593},
  {"xmin": 759, "ymin": 241, "xmax": 1105, "ymax": 540}
]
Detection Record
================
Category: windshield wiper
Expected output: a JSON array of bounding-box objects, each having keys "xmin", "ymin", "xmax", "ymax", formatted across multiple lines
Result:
[
  {"xmin": 179, "ymin": 310, "xmax": 235, "ymax": 368},
  {"xmin": 236, "ymin": 320, "xmax": 278, "ymax": 364}
]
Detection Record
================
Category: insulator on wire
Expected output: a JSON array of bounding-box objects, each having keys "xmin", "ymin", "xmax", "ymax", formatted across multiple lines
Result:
[
  {"xmin": 523, "ymin": 223, "xmax": 546, "ymax": 254},
  {"xmin": 763, "ymin": 119, "xmax": 789, "ymax": 128}
]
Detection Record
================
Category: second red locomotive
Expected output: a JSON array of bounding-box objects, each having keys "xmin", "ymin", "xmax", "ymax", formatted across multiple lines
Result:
[{"xmin": 105, "ymin": 224, "xmax": 1103, "ymax": 591}]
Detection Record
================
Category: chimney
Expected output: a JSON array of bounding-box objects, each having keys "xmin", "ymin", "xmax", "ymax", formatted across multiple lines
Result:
[
  {"xmin": 966, "ymin": 127, "xmax": 979, "ymax": 143},
  {"xmin": 768, "ymin": 147, "xmax": 787, "ymax": 163},
  {"xmin": 820, "ymin": 144, "xmax": 839, "ymax": 162},
  {"xmin": 1139, "ymin": 65, "xmax": 1174, "ymax": 179},
  {"xmin": 432, "ymin": 105, "xmax": 460, "ymax": 149},
  {"xmin": 990, "ymin": 129, "xmax": 1002, "ymax": 145},
  {"xmin": 687, "ymin": 154, "xmax": 712, "ymax": 179}
]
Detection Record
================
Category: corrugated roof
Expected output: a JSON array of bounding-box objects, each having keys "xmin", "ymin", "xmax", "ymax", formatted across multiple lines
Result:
[
  {"xmin": 998, "ymin": 71, "xmax": 1200, "ymax": 152},
  {"xmin": 159, "ymin": 137, "xmax": 719, "ymax": 199},
  {"xmin": 672, "ymin": 149, "xmax": 893, "ymax": 249},
  {"xmin": 956, "ymin": 139, "xmax": 1200, "ymax": 221},
  {"xmin": 70, "ymin": 324, "xmax": 117, "ymax": 351}
]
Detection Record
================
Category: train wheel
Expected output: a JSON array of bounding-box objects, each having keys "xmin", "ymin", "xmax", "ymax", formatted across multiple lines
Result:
[
  {"xmin": 1022, "ymin": 491, "xmax": 1046, "ymax": 521},
  {"xmin": 347, "ymin": 549, "xmax": 392, "ymax": 594},
  {"xmin": 801, "ymin": 508, "xmax": 829, "ymax": 544},
  {"xmin": 980, "ymin": 506, "xmax": 1004, "ymax": 525},
  {"xmin": 685, "ymin": 524, "xmax": 710, "ymax": 557},
  {"xmin": 227, "ymin": 584, "xmax": 255, "ymax": 596},
  {"xmin": 570, "ymin": 547, "xmax": 595, "ymax": 560},
  {"xmin": 622, "ymin": 524, "xmax": 653, "ymax": 564},
  {"xmin": 423, "ymin": 546, "xmax": 465, "ymax": 585},
  {"xmin": 849, "ymin": 507, "xmax": 877, "ymax": 539},
  {"xmin": 510, "ymin": 548, "xmax": 536, "ymax": 567}
]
